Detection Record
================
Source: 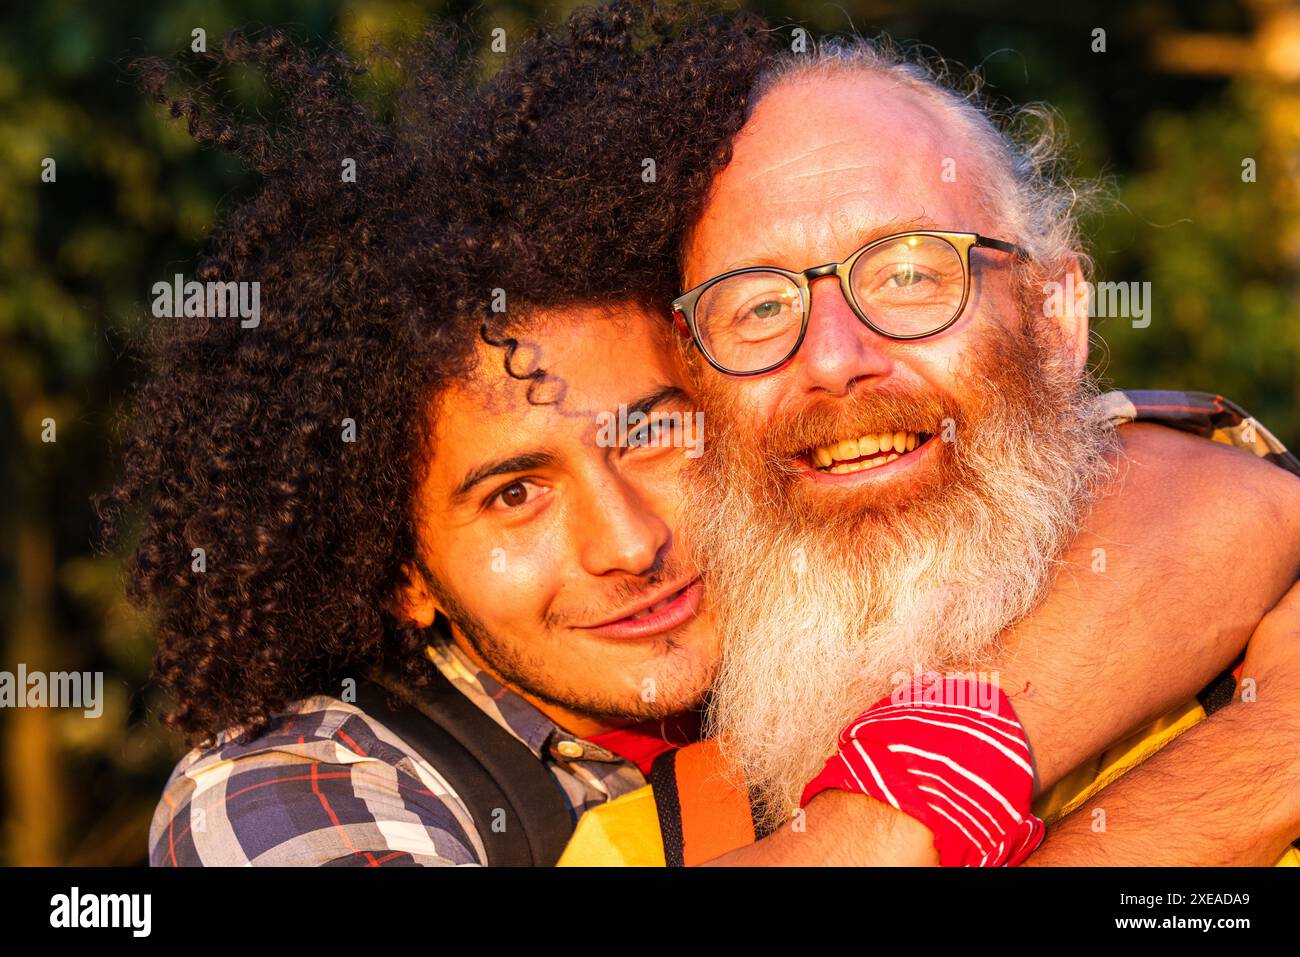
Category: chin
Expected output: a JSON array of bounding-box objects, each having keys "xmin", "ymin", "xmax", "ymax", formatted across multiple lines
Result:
[
  {"xmin": 609, "ymin": 648, "xmax": 715, "ymax": 718},
  {"xmin": 522, "ymin": 645, "xmax": 709, "ymax": 723}
]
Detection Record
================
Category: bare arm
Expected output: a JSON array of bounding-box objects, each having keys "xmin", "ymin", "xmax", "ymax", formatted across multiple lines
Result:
[
  {"xmin": 704, "ymin": 791, "xmax": 939, "ymax": 866},
  {"xmin": 1026, "ymin": 580, "xmax": 1300, "ymax": 865},
  {"xmin": 993, "ymin": 422, "xmax": 1300, "ymax": 792}
]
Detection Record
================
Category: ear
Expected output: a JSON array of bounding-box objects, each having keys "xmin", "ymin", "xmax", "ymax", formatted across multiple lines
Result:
[
  {"xmin": 1051, "ymin": 258, "xmax": 1091, "ymax": 372},
  {"xmin": 393, "ymin": 560, "xmax": 439, "ymax": 629}
]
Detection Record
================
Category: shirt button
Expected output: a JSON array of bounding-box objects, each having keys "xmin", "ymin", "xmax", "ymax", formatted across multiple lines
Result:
[{"xmin": 555, "ymin": 740, "xmax": 585, "ymax": 759}]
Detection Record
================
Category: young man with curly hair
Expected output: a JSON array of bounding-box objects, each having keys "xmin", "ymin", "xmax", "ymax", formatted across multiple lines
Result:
[
  {"xmin": 113, "ymin": 4, "xmax": 1300, "ymax": 868},
  {"xmin": 108, "ymin": 18, "xmax": 748, "ymax": 867}
]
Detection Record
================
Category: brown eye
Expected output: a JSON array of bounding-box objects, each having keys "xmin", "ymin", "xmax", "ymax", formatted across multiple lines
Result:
[
  {"xmin": 499, "ymin": 481, "xmax": 529, "ymax": 508},
  {"xmin": 486, "ymin": 478, "xmax": 550, "ymax": 514}
]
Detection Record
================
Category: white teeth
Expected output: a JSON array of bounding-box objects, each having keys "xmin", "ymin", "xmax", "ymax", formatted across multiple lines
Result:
[
  {"xmin": 828, "ymin": 454, "xmax": 891, "ymax": 475},
  {"xmin": 859, "ymin": 434, "xmax": 879, "ymax": 456},
  {"xmin": 878, "ymin": 432, "xmax": 893, "ymax": 453}
]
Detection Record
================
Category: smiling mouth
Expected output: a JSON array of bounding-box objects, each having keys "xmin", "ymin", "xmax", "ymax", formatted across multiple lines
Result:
[
  {"xmin": 586, "ymin": 575, "xmax": 701, "ymax": 628},
  {"xmin": 623, "ymin": 582, "xmax": 692, "ymax": 621},
  {"xmin": 579, "ymin": 576, "xmax": 704, "ymax": 641},
  {"xmin": 802, "ymin": 429, "xmax": 933, "ymax": 475}
]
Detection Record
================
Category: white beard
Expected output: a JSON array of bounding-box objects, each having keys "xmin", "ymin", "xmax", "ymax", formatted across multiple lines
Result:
[{"xmin": 685, "ymin": 318, "xmax": 1119, "ymax": 824}]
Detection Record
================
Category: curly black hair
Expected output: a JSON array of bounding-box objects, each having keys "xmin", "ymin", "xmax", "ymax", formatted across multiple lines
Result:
[{"xmin": 98, "ymin": 1, "xmax": 779, "ymax": 744}]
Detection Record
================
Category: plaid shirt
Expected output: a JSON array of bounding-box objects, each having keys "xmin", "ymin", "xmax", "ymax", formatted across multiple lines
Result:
[
  {"xmin": 1098, "ymin": 388, "xmax": 1299, "ymax": 475},
  {"xmin": 148, "ymin": 641, "xmax": 646, "ymax": 866}
]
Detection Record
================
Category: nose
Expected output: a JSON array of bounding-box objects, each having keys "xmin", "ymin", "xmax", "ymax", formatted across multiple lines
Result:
[
  {"xmin": 795, "ymin": 274, "xmax": 894, "ymax": 394},
  {"xmin": 577, "ymin": 472, "xmax": 670, "ymax": 578}
]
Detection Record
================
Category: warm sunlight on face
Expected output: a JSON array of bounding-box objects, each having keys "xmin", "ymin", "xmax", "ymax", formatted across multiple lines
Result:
[
  {"xmin": 681, "ymin": 72, "xmax": 1087, "ymax": 510},
  {"xmin": 408, "ymin": 305, "xmax": 718, "ymax": 725}
]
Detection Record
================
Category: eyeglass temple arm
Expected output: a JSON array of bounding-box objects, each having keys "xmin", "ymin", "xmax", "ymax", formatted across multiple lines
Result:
[
  {"xmin": 974, "ymin": 235, "xmax": 1030, "ymax": 259},
  {"xmin": 670, "ymin": 303, "xmax": 693, "ymax": 340}
]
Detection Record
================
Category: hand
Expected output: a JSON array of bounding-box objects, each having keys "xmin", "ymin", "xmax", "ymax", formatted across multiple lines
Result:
[{"xmin": 800, "ymin": 675, "xmax": 1043, "ymax": 866}]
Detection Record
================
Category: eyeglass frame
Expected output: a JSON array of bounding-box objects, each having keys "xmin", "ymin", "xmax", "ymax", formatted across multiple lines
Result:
[{"xmin": 671, "ymin": 229, "xmax": 1030, "ymax": 377}]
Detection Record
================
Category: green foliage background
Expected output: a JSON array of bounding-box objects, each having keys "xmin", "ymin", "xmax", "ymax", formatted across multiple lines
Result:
[{"xmin": 1, "ymin": 0, "xmax": 1295, "ymax": 864}]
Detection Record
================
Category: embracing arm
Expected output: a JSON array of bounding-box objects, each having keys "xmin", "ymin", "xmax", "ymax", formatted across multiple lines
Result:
[
  {"xmin": 704, "ymin": 791, "xmax": 939, "ymax": 866},
  {"xmin": 1025, "ymin": 580, "xmax": 1300, "ymax": 866},
  {"xmin": 992, "ymin": 422, "xmax": 1300, "ymax": 792}
]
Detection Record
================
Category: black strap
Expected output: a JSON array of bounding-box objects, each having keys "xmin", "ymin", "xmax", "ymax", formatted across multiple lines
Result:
[
  {"xmin": 356, "ymin": 669, "xmax": 574, "ymax": 866},
  {"xmin": 649, "ymin": 748, "xmax": 773, "ymax": 867},
  {"xmin": 1195, "ymin": 661, "xmax": 1240, "ymax": 718},
  {"xmin": 648, "ymin": 750, "xmax": 685, "ymax": 867}
]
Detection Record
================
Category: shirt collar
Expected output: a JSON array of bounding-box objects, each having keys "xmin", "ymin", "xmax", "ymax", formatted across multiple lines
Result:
[{"xmin": 423, "ymin": 639, "xmax": 622, "ymax": 765}]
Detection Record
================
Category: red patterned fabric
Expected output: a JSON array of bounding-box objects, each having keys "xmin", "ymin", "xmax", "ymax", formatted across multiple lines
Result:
[{"xmin": 801, "ymin": 675, "xmax": 1044, "ymax": 866}]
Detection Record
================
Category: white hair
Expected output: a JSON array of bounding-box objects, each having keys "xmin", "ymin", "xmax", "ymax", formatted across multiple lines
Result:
[{"xmin": 749, "ymin": 35, "xmax": 1107, "ymax": 287}]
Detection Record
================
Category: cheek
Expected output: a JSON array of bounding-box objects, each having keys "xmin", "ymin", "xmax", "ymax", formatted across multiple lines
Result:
[
  {"xmin": 702, "ymin": 374, "xmax": 786, "ymax": 430},
  {"xmin": 443, "ymin": 533, "xmax": 567, "ymax": 634},
  {"xmin": 892, "ymin": 336, "xmax": 979, "ymax": 406},
  {"xmin": 632, "ymin": 455, "xmax": 690, "ymax": 527}
]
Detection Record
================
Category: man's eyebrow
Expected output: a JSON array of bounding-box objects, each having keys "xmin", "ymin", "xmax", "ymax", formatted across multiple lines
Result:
[
  {"xmin": 449, "ymin": 388, "xmax": 686, "ymax": 503},
  {"xmin": 713, "ymin": 217, "xmax": 934, "ymax": 274},
  {"xmin": 451, "ymin": 450, "xmax": 559, "ymax": 503},
  {"xmin": 624, "ymin": 384, "xmax": 690, "ymax": 421}
]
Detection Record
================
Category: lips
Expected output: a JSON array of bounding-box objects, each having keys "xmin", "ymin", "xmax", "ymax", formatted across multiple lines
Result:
[{"xmin": 580, "ymin": 577, "xmax": 704, "ymax": 641}]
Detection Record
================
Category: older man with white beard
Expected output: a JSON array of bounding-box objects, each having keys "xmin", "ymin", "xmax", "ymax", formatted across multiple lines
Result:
[{"xmin": 656, "ymin": 41, "xmax": 1300, "ymax": 863}]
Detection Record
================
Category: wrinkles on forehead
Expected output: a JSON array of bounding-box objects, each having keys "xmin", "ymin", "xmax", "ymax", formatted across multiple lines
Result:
[{"xmin": 684, "ymin": 72, "xmax": 994, "ymax": 285}]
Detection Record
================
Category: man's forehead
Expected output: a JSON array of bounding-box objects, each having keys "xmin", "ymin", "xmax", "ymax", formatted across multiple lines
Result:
[
  {"xmin": 453, "ymin": 306, "xmax": 680, "ymax": 421},
  {"xmin": 688, "ymin": 72, "xmax": 987, "ymax": 275},
  {"xmin": 742, "ymin": 73, "xmax": 962, "ymax": 174}
]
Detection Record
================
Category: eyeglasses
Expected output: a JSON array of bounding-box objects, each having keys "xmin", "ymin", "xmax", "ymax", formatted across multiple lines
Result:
[{"xmin": 671, "ymin": 230, "xmax": 1028, "ymax": 377}]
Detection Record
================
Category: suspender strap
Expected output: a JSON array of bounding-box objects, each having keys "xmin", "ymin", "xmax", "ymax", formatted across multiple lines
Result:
[
  {"xmin": 648, "ymin": 750, "xmax": 686, "ymax": 867},
  {"xmin": 357, "ymin": 669, "xmax": 574, "ymax": 866},
  {"xmin": 1196, "ymin": 664, "xmax": 1240, "ymax": 717}
]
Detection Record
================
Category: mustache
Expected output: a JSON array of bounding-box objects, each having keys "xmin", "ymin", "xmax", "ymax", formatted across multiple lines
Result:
[
  {"xmin": 756, "ymin": 387, "xmax": 954, "ymax": 460},
  {"xmin": 543, "ymin": 555, "xmax": 695, "ymax": 629}
]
